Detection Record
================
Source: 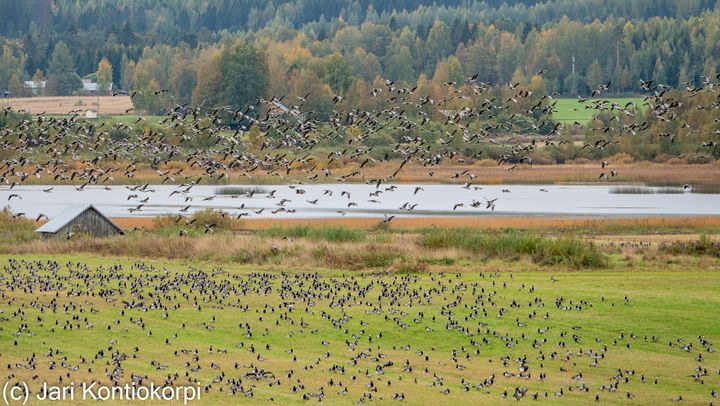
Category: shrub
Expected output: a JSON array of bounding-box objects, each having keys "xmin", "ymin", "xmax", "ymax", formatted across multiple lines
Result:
[
  {"xmin": 109, "ymin": 127, "xmax": 130, "ymax": 141},
  {"xmin": 532, "ymin": 237, "xmax": 607, "ymax": 268},
  {"xmin": 529, "ymin": 149, "xmax": 556, "ymax": 165},
  {"xmin": 608, "ymin": 152, "xmax": 634, "ymax": 164},
  {"xmin": 419, "ymin": 228, "xmax": 607, "ymax": 268}
]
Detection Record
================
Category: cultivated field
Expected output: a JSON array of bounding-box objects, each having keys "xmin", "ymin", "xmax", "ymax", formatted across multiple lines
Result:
[{"xmin": 2, "ymin": 95, "xmax": 133, "ymax": 115}]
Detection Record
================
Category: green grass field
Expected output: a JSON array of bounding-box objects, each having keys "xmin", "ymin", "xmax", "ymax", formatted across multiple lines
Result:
[
  {"xmin": 101, "ymin": 115, "xmax": 165, "ymax": 127},
  {"xmin": 552, "ymin": 97, "xmax": 646, "ymax": 124},
  {"xmin": 1, "ymin": 253, "xmax": 718, "ymax": 405}
]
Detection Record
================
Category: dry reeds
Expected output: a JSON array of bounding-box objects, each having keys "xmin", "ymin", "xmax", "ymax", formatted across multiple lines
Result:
[
  {"xmin": 13, "ymin": 161, "xmax": 720, "ymax": 187},
  {"xmin": 112, "ymin": 215, "xmax": 720, "ymax": 234}
]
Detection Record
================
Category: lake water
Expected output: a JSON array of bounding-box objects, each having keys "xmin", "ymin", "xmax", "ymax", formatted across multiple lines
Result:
[{"xmin": 2, "ymin": 184, "xmax": 719, "ymax": 219}]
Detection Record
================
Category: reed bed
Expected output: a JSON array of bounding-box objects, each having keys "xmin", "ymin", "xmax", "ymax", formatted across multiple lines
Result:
[
  {"xmin": 152, "ymin": 208, "xmax": 243, "ymax": 235},
  {"xmin": 12, "ymin": 161, "xmax": 720, "ymax": 187},
  {"xmin": 609, "ymin": 186, "xmax": 685, "ymax": 194},
  {"xmin": 214, "ymin": 186, "xmax": 270, "ymax": 195},
  {"xmin": 0, "ymin": 207, "xmax": 42, "ymax": 242},
  {"xmin": 113, "ymin": 215, "xmax": 720, "ymax": 235}
]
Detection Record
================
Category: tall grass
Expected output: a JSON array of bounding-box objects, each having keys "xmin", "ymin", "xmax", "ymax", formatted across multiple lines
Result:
[
  {"xmin": 259, "ymin": 225, "xmax": 366, "ymax": 242},
  {"xmin": 215, "ymin": 186, "xmax": 269, "ymax": 195},
  {"xmin": 312, "ymin": 245, "xmax": 400, "ymax": 269},
  {"xmin": 658, "ymin": 235, "xmax": 720, "ymax": 258},
  {"xmin": 609, "ymin": 186, "xmax": 685, "ymax": 194},
  {"xmin": 153, "ymin": 208, "xmax": 242, "ymax": 235},
  {"xmin": 0, "ymin": 207, "xmax": 40, "ymax": 242},
  {"xmin": 419, "ymin": 228, "xmax": 607, "ymax": 268}
]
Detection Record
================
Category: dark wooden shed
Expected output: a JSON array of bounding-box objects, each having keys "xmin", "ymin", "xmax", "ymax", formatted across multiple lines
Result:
[{"xmin": 36, "ymin": 204, "xmax": 124, "ymax": 238}]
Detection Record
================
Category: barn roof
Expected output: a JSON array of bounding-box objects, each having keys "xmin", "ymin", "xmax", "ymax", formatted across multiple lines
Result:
[{"xmin": 36, "ymin": 204, "xmax": 124, "ymax": 234}]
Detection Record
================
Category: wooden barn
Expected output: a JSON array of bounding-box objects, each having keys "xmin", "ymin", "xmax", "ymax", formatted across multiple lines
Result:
[{"xmin": 36, "ymin": 205, "xmax": 124, "ymax": 238}]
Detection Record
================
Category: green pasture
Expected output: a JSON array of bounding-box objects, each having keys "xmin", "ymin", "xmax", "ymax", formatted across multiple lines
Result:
[
  {"xmin": 552, "ymin": 97, "xmax": 646, "ymax": 124},
  {"xmin": 0, "ymin": 254, "xmax": 718, "ymax": 405}
]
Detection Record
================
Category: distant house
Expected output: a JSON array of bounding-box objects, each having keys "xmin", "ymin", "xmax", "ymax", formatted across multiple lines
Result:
[
  {"xmin": 23, "ymin": 80, "xmax": 46, "ymax": 96},
  {"xmin": 82, "ymin": 79, "xmax": 98, "ymax": 94},
  {"xmin": 36, "ymin": 204, "xmax": 124, "ymax": 238},
  {"xmin": 269, "ymin": 99, "xmax": 307, "ymax": 122},
  {"xmin": 85, "ymin": 109, "xmax": 98, "ymax": 119},
  {"xmin": 82, "ymin": 79, "xmax": 113, "ymax": 96}
]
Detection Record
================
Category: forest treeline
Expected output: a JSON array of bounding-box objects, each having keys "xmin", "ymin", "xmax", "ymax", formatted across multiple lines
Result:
[
  {"xmin": 0, "ymin": 0, "xmax": 719, "ymax": 108},
  {"xmin": 0, "ymin": 0, "xmax": 719, "ymax": 164}
]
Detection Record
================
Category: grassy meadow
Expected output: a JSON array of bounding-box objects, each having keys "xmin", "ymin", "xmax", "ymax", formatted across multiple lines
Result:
[
  {"xmin": 552, "ymin": 97, "xmax": 646, "ymax": 124},
  {"xmin": 0, "ymin": 253, "xmax": 719, "ymax": 405}
]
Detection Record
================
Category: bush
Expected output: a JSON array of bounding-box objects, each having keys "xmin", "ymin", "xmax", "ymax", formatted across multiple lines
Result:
[
  {"xmin": 419, "ymin": 228, "xmax": 607, "ymax": 268},
  {"xmin": 109, "ymin": 127, "xmax": 130, "ymax": 141},
  {"xmin": 532, "ymin": 237, "xmax": 607, "ymax": 268},
  {"xmin": 608, "ymin": 152, "xmax": 634, "ymax": 164},
  {"xmin": 529, "ymin": 148, "xmax": 557, "ymax": 165}
]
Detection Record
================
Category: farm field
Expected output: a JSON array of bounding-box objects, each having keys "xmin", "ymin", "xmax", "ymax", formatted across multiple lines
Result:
[
  {"xmin": 552, "ymin": 97, "xmax": 646, "ymax": 124},
  {"xmin": 2, "ymin": 96, "xmax": 648, "ymax": 127},
  {"xmin": 2, "ymin": 95, "xmax": 133, "ymax": 115},
  {"xmin": 103, "ymin": 114, "xmax": 165, "ymax": 127},
  {"xmin": 0, "ymin": 253, "xmax": 718, "ymax": 405}
]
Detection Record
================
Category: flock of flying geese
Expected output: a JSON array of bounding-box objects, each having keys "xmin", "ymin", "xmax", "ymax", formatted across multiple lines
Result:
[
  {"xmin": 0, "ymin": 72, "xmax": 718, "ymax": 225},
  {"xmin": 1, "ymin": 259, "xmax": 717, "ymax": 403}
]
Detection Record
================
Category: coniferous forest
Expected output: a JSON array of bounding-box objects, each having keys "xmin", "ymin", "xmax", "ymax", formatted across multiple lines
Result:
[
  {"xmin": 1, "ymin": 0, "xmax": 719, "ymax": 101},
  {"xmin": 1, "ymin": 0, "xmax": 719, "ymax": 162}
]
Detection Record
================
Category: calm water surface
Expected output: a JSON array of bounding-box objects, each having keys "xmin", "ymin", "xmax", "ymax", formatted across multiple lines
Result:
[{"xmin": 2, "ymin": 184, "xmax": 718, "ymax": 219}]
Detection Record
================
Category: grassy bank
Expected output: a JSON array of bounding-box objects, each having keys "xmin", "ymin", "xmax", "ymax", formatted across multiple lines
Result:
[
  {"xmin": 3, "ymin": 220, "xmax": 719, "ymax": 272},
  {"xmin": 110, "ymin": 215, "xmax": 720, "ymax": 236}
]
